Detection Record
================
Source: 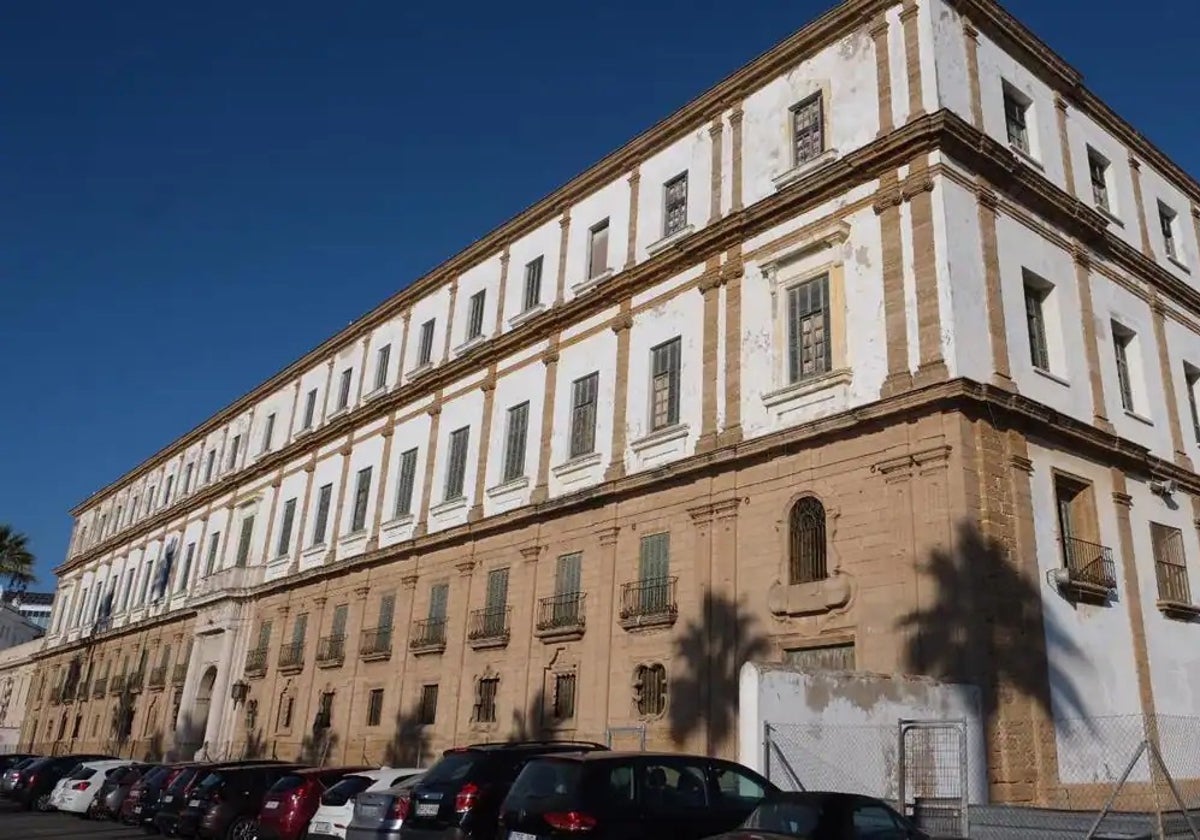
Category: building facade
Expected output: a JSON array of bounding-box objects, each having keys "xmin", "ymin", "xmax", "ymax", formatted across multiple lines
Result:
[
  {"xmin": 1, "ymin": 589, "xmax": 55, "ymax": 632},
  {"xmin": 1, "ymin": 638, "xmax": 43, "ymax": 752},
  {"xmin": 22, "ymin": 0, "xmax": 1200, "ymax": 804}
]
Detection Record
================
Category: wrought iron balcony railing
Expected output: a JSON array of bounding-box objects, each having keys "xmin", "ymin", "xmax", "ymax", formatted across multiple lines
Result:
[
  {"xmin": 316, "ymin": 635, "xmax": 346, "ymax": 667},
  {"xmin": 148, "ymin": 665, "xmax": 168, "ymax": 690},
  {"xmin": 467, "ymin": 607, "xmax": 511, "ymax": 649},
  {"xmin": 92, "ymin": 677, "xmax": 107, "ymax": 698},
  {"xmin": 618, "ymin": 577, "xmax": 678, "ymax": 630},
  {"xmin": 110, "ymin": 674, "xmax": 127, "ymax": 695},
  {"xmin": 244, "ymin": 647, "xmax": 269, "ymax": 678},
  {"xmin": 128, "ymin": 670, "xmax": 145, "ymax": 693},
  {"xmin": 359, "ymin": 626, "xmax": 393, "ymax": 661},
  {"xmin": 535, "ymin": 592, "xmax": 586, "ymax": 641},
  {"xmin": 409, "ymin": 617, "xmax": 447, "ymax": 654},
  {"xmin": 1061, "ymin": 537, "xmax": 1117, "ymax": 592},
  {"xmin": 277, "ymin": 641, "xmax": 305, "ymax": 673},
  {"xmin": 172, "ymin": 664, "xmax": 188, "ymax": 685}
]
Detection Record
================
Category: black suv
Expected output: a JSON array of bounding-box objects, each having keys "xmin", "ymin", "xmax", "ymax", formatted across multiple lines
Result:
[
  {"xmin": 399, "ymin": 740, "xmax": 609, "ymax": 840},
  {"xmin": 497, "ymin": 752, "xmax": 778, "ymax": 840},
  {"xmin": 177, "ymin": 762, "xmax": 303, "ymax": 840}
]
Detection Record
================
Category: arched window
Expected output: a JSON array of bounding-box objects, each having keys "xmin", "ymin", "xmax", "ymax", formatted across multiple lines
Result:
[
  {"xmin": 634, "ymin": 663, "xmax": 668, "ymax": 718},
  {"xmin": 788, "ymin": 497, "xmax": 828, "ymax": 584}
]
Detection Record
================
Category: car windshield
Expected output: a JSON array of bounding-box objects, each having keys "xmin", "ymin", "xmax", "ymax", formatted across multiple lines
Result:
[
  {"xmin": 168, "ymin": 768, "xmax": 200, "ymax": 792},
  {"xmin": 421, "ymin": 753, "xmax": 478, "ymax": 785},
  {"xmin": 743, "ymin": 800, "xmax": 825, "ymax": 835},
  {"xmin": 505, "ymin": 760, "xmax": 583, "ymax": 812},
  {"xmin": 67, "ymin": 766, "xmax": 95, "ymax": 781},
  {"xmin": 196, "ymin": 772, "xmax": 224, "ymax": 794},
  {"xmin": 142, "ymin": 766, "xmax": 171, "ymax": 787},
  {"xmin": 321, "ymin": 775, "xmax": 373, "ymax": 806}
]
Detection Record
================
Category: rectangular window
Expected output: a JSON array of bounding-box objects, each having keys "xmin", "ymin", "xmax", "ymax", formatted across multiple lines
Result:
[
  {"xmin": 312, "ymin": 483, "xmax": 333, "ymax": 545},
  {"xmin": 569, "ymin": 373, "xmax": 599, "ymax": 458},
  {"xmin": 366, "ymin": 688, "xmax": 384, "ymax": 727},
  {"xmin": 178, "ymin": 542, "xmax": 195, "ymax": 592},
  {"xmin": 1185, "ymin": 364, "xmax": 1200, "ymax": 444},
  {"xmin": 115, "ymin": 505, "xmax": 123, "ymax": 530},
  {"xmin": 278, "ymin": 695, "xmax": 294, "ymax": 730},
  {"xmin": 444, "ymin": 426, "xmax": 470, "ymax": 500},
  {"xmin": 377, "ymin": 593, "xmax": 396, "ymax": 628},
  {"xmin": 786, "ymin": 275, "xmax": 831, "ymax": 383},
  {"xmin": 163, "ymin": 476, "xmax": 174, "ymax": 506},
  {"xmin": 235, "ymin": 515, "xmax": 255, "ymax": 567},
  {"xmin": 330, "ymin": 603, "xmax": 349, "ymax": 639},
  {"xmin": 146, "ymin": 490, "xmax": 155, "ymax": 513},
  {"xmin": 555, "ymin": 552, "xmax": 582, "ymax": 597},
  {"xmin": 588, "ymin": 220, "xmax": 610, "ymax": 279},
  {"xmin": 303, "ymin": 389, "xmax": 318, "ymax": 429},
  {"xmin": 256, "ymin": 620, "xmax": 272, "ymax": 651},
  {"xmin": 1151, "ymin": 522, "xmax": 1192, "ymax": 605},
  {"xmin": 552, "ymin": 672, "xmax": 577, "ymax": 721},
  {"xmin": 639, "ymin": 532, "xmax": 670, "ymax": 583},
  {"xmin": 418, "ymin": 684, "xmax": 439, "ymax": 725},
  {"xmin": 277, "ymin": 498, "xmax": 297, "ymax": 556},
  {"xmin": 428, "ymin": 582, "xmax": 449, "ymax": 621},
  {"xmin": 466, "ymin": 290, "xmax": 486, "ymax": 340},
  {"xmin": 291, "ymin": 613, "xmax": 308, "ymax": 644},
  {"xmin": 474, "ymin": 677, "xmax": 499, "ymax": 723},
  {"xmin": 337, "ymin": 368, "xmax": 353, "ymax": 410},
  {"xmin": 205, "ymin": 450, "xmax": 216, "ymax": 483},
  {"xmin": 791, "ymin": 93, "xmax": 824, "ymax": 165},
  {"xmin": 663, "ymin": 173, "xmax": 688, "ymax": 237},
  {"xmin": 261, "ymin": 413, "xmax": 276, "ymax": 453},
  {"xmin": 1160, "ymin": 203, "xmax": 1179, "ymax": 260},
  {"xmin": 523, "ymin": 257, "xmax": 543, "ymax": 311},
  {"xmin": 417, "ymin": 319, "xmax": 436, "ymax": 366},
  {"xmin": 485, "ymin": 567, "xmax": 510, "ymax": 611},
  {"xmin": 1023, "ymin": 281, "xmax": 1050, "ymax": 370},
  {"xmin": 650, "ymin": 338, "xmax": 682, "ymax": 431},
  {"xmin": 183, "ymin": 463, "xmax": 194, "ymax": 494},
  {"xmin": 205, "ymin": 532, "xmax": 221, "ymax": 575},
  {"xmin": 394, "ymin": 448, "xmax": 418, "ymax": 516},
  {"xmin": 227, "ymin": 435, "xmax": 241, "ymax": 471},
  {"xmin": 350, "ymin": 466, "xmax": 373, "ymax": 533},
  {"xmin": 1112, "ymin": 321, "xmax": 1135, "ymax": 412},
  {"xmin": 374, "ymin": 344, "xmax": 391, "ymax": 391},
  {"xmin": 502, "ymin": 402, "xmax": 530, "ymax": 482},
  {"xmin": 1087, "ymin": 147, "xmax": 1110, "ymax": 211},
  {"xmin": 1002, "ymin": 83, "xmax": 1030, "ymax": 153}
]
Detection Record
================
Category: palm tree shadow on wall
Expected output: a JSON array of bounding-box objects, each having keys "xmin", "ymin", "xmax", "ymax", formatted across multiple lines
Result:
[
  {"xmin": 895, "ymin": 519, "xmax": 1093, "ymax": 733},
  {"xmin": 384, "ymin": 704, "xmax": 431, "ymax": 767},
  {"xmin": 509, "ymin": 684, "xmax": 552, "ymax": 743},
  {"xmin": 298, "ymin": 729, "xmax": 340, "ymax": 766},
  {"xmin": 143, "ymin": 731, "xmax": 164, "ymax": 762},
  {"xmin": 243, "ymin": 728, "xmax": 269, "ymax": 760},
  {"xmin": 670, "ymin": 590, "xmax": 772, "ymax": 749}
]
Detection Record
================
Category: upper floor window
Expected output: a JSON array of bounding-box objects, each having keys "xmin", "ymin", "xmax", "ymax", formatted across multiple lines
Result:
[
  {"xmin": 569, "ymin": 372, "xmax": 600, "ymax": 458},
  {"xmin": 650, "ymin": 338, "xmax": 682, "ymax": 431},
  {"xmin": 227, "ymin": 435, "xmax": 241, "ymax": 471},
  {"xmin": 1111, "ymin": 321, "xmax": 1138, "ymax": 413},
  {"xmin": 1002, "ymin": 82, "xmax": 1031, "ymax": 155},
  {"xmin": 394, "ymin": 448, "xmax": 419, "ymax": 517},
  {"xmin": 1159, "ymin": 202, "xmax": 1181, "ymax": 262},
  {"xmin": 182, "ymin": 462, "xmax": 194, "ymax": 494},
  {"xmin": 234, "ymin": 514, "xmax": 255, "ymax": 568},
  {"xmin": 588, "ymin": 220, "xmax": 610, "ymax": 280},
  {"xmin": 785, "ymin": 274, "xmax": 831, "ymax": 384},
  {"xmin": 788, "ymin": 497, "xmax": 828, "ymax": 584},
  {"xmin": 1150, "ymin": 522, "xmax": 1192, "ymax": 607},
  {"xmin": 1087, "ymin": 147, "xmax": 1111, "ymax": 213},
  {"xmin": 1185, "ymin": 363, "xmax": 1200, "ymax": 444},
  {"xmin": 312, "ymin": 483, "xmax": 333, "ymax": 546},
  {"xmin": 466, "ymin": 290, "xmax": 486, "ymax": 341},
  {"xmin": 474, "ymin": 675, "xmax": 499, "ymax": 723},
  {"xmin": 205, "ymin": 449, "xmax": 216, "ymax": 482},
  {"xmin": 502, "ymin": 402, "xmax": 530, "ymax": 482},
  {"xmin": 791, "ymin": 92, "xmax": 824, "ymax": 166},
  {"xmin": 336, "ymin": 368, "xmax": 353, "ymax": 410},
  {"xmin": 277, "ymin": 498, "xmax": 297, "ymax": 557},
  {"xmin": 302, "ymin": 389, "xmax": 318, "ymax": 429},
  {"xmin": 374, "ymin": 344, "xmax": 391, "ymax": 392},
  {"xmin": 163, "ymin": 476, "xmax": 174, "ymax": 506},
  {"xmin": 523, "ymin": 257, "xmax": 543, "ymax": 312},
  {"xmin": 261, "ymin": 413, "xmax": 276, "ymax": 453},
  {"xmin": 663, "ymin": 173, "xmax": 688, "ymax": 237},
  {"xmin": 444, "ymin": 426, "xmax": 471, "ymax": 501},
  {"xmin": 417, "ymin": 319, "xmax": 436, "ymax": 367},
  {"xmin": 1023, "ymin": 276, "xmax": 1051, "ymax": 372},
  {"xmin": 350, "ymin": 466, "xmax": 373, "ymax": 533}
]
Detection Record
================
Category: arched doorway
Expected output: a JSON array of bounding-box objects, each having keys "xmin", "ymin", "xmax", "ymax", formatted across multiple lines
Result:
[{"xmin": 179, "ymin": 666, "xmax": 217, "ymax": 758}]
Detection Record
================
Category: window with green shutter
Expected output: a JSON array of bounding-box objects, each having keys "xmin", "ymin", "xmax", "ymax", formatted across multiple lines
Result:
[
  {"xmin": 235, "ymin": 515, "xmax": 255, "ymax": 567},
  {"xmin": 330, "ymin": 604, "xmax": 349, "ymax": 639},
  {"xmin": 638, "ymin": 533, "xmax": 670, "ymax": 613},
  {"xmin": 553, "ymin": 553, "xmax": 582, "ymax": 623},
  {"xmin": 428, "ymin": 583, "xmax": 449, "ymax": 620},
  {"xmin": 377, "ymin": 593, "xmax": 395, "ymax": 629}
]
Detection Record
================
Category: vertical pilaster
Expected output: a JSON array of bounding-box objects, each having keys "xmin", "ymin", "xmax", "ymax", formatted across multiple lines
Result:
[
  {"xmin": 625, "ymin": 169, "xmax": 640, "ymax": 269},
  {"xmin": 290, "ymin": 463, "xmax": 316, "ymax": 573},
  {"xmin": 531, "ymin": 340, "xmax": 561, "ymax": 503},
  {"xmin": 320, "ymin": 359, "xmax": 335, "ymax": 425},
  {"xmin": 354, "ymin": 336, "xmax": 371, "ymax": 403},
  {"xmin": 718, "ymin": 253, "xmax": 744, "ymax": 445},
  {"xmin": 906, "ymin": 162, "xmax": 947, "ymax": 385},
  {"xmin": 328, "ymin": 441, "xmax": 354, "ymax": 549},
  {"xmin": 441, "ymin": 278, "xmax": 460, "ymax": 361},
  {"xmin": 708, "ymin": 115, "xmax": 724, "ymax": 222},
  {"xmin": 555, "ymin": 210, "xmax": 571, "ymax": 305},
  {"xmin": 696, "ymin": 266, "xmax": 722, "ymax": 453},
  {"xmin": 1129, "ymin": 157, "xmax": 1154, "ymax": 257},
  {"xmin": 1054, "ymin": 96, "xmax": 1076, "ymax": 198},
  {"xmin": 259, "ymin": 475, "xmax": 283, "ymax": 566},
  {"xmin": 869, "ymin": 14, "xmax": 894, "ymax": 137},
  {"xmin": 899, "ymin": 0, "xmax": 924, "ymax": 121},
  {"xmin": 876, "ymin": 173, "xmax": 912, "ymax": 395},
  {"xmin": 396, "ymin": 310, "xmax": 412, "ymax": 385},
  {"xmin": 962, "ymin": 20, "xmax": 983, "ymax": 129},
  {"xmin": 367, "ymin": 420, "xmax": 396, "ymax": 550},
  {"xmin": 977, "ymin": 183, "xmax": 1016, "ymax": 389},
  {"xmin": 469, "ymin": 370, "xmax": 498, "ymax": 521},
  {"xmin": 413, "ymin": 396, "xmax": 443, "ymax": 538},
  {"xmin": 729, "ymin": 104, "xmax": 744, "ymax": 213},
  {"xmin": 605, "ymin": 311, "xmax": 633, "ymax": 481},
  {"xmin": 1151, "ymin": 295, "xmax": 1192, "ymax": 468},
  {"xmin": 493, "ymin": 249, "xmax": 511, "ymax": 335},
  {"xmin": 286, "ymin": 382, "xmax": 301, "ymax": 446},
  {"xmin": 1072, "ymin": 248, "xmax": 1112, "ymax": 432}
]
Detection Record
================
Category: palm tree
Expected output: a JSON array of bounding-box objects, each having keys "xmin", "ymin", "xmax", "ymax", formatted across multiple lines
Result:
[{"xmin": 0, "ymin": 525, "xmax": 36, "ymax": 593}]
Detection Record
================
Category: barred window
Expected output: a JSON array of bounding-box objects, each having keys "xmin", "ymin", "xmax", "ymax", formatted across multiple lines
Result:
[
  {"xmin": 417, "ymin": 319, "xmax": 436, "ymax": 366},
  {"xmin": 366, "ymin": 689, "xmax": 384, "ymax": 727},
  {"xmin": 634, "ymin": 663, "xmax": 667, "ymax": 717},
  {"xmin": 650, "ymin": 338, "xmax": 681, "ymax": 431},
  {"xmin": 791, "ymin": 93, "xmax": 824, "ymax": 165},
  {"xmin": 474, "ymin": 677, "xmax": 499, "ymax": 723},
  {"xmin": 788, "ymin": 497, "xmax": 827, "ymax": 584},
  {"xmin": 523, "ymin": 257, "xmax": 543, "ymax": 311},
  {"xmin": 1151, "ymin": 522, "xmax": 1191, "ymax": 605},
  {"xmin": 503, "ymin": 402, "xmax": 530, "ymax": 482},
  {"xmin": 394, "ymin": 448, "xmax": 418, "ymax": 516},
  {"xmin": 466, "ymin": 290, "xmax": 486, "ymax": 340},
  {"xmin": 663, "ymin": 173, "xmax": 688, "ymax": 237},
  {"xmin": 418, "ymin": 684, "xmax": 439, "ymax": 725},
  {"xmin": 785, "ymin": 275, "xmax": 831, "ymax": 383},
  {"xmin": 350, "ymin": 466, "xmax": 373, "ymax": 533},
  {"xmin": 569, "ymin": 373, "xmax": 599, "ymax": 458},
  {"xmin": 552, "ymin": 672, "xmax": 577, "ymax": 721},
  {"xmin": 444, "ymin": 426, "xmax": 471, "ymax": 500}
]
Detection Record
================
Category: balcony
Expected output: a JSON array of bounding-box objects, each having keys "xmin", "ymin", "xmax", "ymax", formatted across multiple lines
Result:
[
  {"xmin": 409, "ymin": 617, "xmax": 447, "ymax": 655},
  {"xmin": 92, "ymin": 677, "xmax": 107, "ymax": 698},
  {"xmin": 277, "ymin": 641, "xmax": 305, "ymax": 674},
  {"xmin": 171, "ymin": 664, "xmax": 188, "ymax": 686},
  {"xmin": 1055, "ymin": 538, "xmax": 1117, "ymax": 604},
  {"xmin": 359, "ymin": 626, "xmax": 393, "ymax": 662},
  {"xmin": 244, "ymin": 647, "xmax": 268, "ymax": 678},
  {"xmin": 467, "ymin": 607, "xmax": 511, "ymax": 650},
  {"xmin": 49, "ymin": 686, "xmax": 62, "ymax": 705},
  {"xmin": 148, "ymin": 665, "xmax": 168, "ymax": 690},
  {"xmin": 128, "ymin": 670, "xmax": 146, "ymax": 694},
  {"xmin": 316, "ymin": 635, "xmax": 346, "ymax": 668},
  {"xmin": 61, "ymin": 684, "xmax": 77, "ymax": 703},
  {"xmin": 618, "ymin": 577, "xmax": 678, "ymax": 631},
  {"xmin": 535, "ymin": 593, "xmax": 586, "ymax": 642},
  {"xmin": 189, "ymin": 565, "xmax": 266, "ymax": 604},
  {"xmin": 1155, "ymin": 561, "xmax": 1200, "ymax": 620},
  {"xmin": 110, "ymin": 674, "xmax": 127, "ymax": 695}
]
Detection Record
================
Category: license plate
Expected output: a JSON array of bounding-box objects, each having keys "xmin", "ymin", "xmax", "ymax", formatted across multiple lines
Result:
[
  {"xmin": 415, "ymin": 802, "xmax": 439, "ymax": 817},
  {"xmin": 189, "ymin": 799, "xmax": 201, "ymax": 807},
  {"xmin": 510, "ymin": 832, "xmax": 540, "ymax": 840},
  {"xmin": 311, "ymin": 822, "xmax": 331, "ymax": 834},
  {"xmin": 134, "ymin": 805, "xmax": 144, "ymax": 814},
  {"xmin": 163, "ymin": 795, "xmax": 174, "ymax": 803},
  {"xmin": 265, "ymin": 801, "xmax": 279, "ymax": 810}
]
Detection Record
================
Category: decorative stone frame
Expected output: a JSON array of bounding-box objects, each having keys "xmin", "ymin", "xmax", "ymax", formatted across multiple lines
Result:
[
  {"xmin": 773, "ymin": 80, "xmax": 837, "ymax": 190},
  {"xmin": 768, "ymin": 491, "xmax": 849, "ymax": 617},
  {"xmin": 540, "ymin": 647, "xmax": 579, "ymax": 732},
  {"xmin": 469, "ymin": 665, "xmax": 501, "ymax": 733},
  {"xmin": 631, "ymin": 660, "xmax": 669, "ymax": 722}
]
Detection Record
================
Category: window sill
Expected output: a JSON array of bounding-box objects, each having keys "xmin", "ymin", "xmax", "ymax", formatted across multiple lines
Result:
[
  {"xmin": 363, "ymin": 386, "xmax": 387, "ymax": 403},
  {"xmin": 1094, "ymin": 204, "xmax": 1124, "ymax": 228},
  {"xmin": 768, "ymin": 576, "xmax": 851, "ymax": 617},
  {"xmin": 430, "ymin": 496, "xmax": 468, "ymax": 518},
  {"xmin": 1157, "ymin": 599, "xmax": 1200, "ymax": 621},
  {"xmin": 1009, "ymin": 143, "xmax": 1044, "ymax": 171},
  {"xmin": 1032, "ymin": 366, "xmax": 1071, "ymax": 387},
  {"xmin": 1123, "ymin": 408, "xmax": 1154, "ymax": 427},
  {"xmin": 294, "ymin": 426, "xmax": 314, "ymax": 440},
  {"xmin": 551, "ymin": 451, "xmax": 603, "ymax": 480},
  {"xmin": 646, "ymin": 225, "xmax": 695, "ymax": 257},
  {"xmin": 454, "ymin": 335, "xmax": 488, "ymax": 357},
  {"xmin": 629, "ymin": 423, "xmax": 689, "ymax": 454},
  {"xmin": 328, "ymin": 406, "xmax": 351, "ymax": 421},
  {"xmin": 338, "ymin": 529, "xmax": 369, "ymax": 550},
  {"xmin": 408, "ymin": 363, "xmax": 434, "ymax": 382},
  {"xmin": 571, "ymin": 268, "xmax": 614, "ymax": 296},
  {"xmin": 268, "ymin": 551, "xmax": 292, "ymax": 566},
  {"xmin": 509, "ymin": 304, "xmax": 546, "ymax": 329},
  {"xmin": 772, "ymin": 149, "xmax": 839, "ymax": 190},
  {"xmin": 301, "ymin": 543, "xmax": 330, "ymax": 562},
  {"xmin": 762, "ymin": 368, "xmax": 852, "ymax": 409},
  {"xmin": 486, "ymin": 475, "xmax": 530, "ymax": 499},
  {"xmin": 381, "ymin": 513, "xmax": 415, "ymax": 541},
  {"xmin": 1167, "ymin": 255, "xmax": 1191, "ymax": 275}
]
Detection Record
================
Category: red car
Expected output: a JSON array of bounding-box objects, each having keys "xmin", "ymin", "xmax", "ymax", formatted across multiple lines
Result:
[{"xmin": 257, "ymin": 767, "xmax": 371, "ymax": 840}]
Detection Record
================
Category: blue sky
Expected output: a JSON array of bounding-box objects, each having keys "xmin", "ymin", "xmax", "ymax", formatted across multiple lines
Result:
[{"xmin": 2, "ymin": 1, "xmax": 1196, "ymax": 586}]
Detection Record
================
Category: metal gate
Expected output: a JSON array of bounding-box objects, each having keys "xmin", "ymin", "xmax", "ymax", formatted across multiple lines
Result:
[{"xmin": 897, "ymin": 719, "xmax": 969, "ymax": 839}]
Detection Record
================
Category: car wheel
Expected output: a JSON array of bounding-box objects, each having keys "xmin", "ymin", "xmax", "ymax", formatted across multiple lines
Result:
[
  {"xmin": 227, "ymin": 817, "xmax": 256, "ymax": 840},
  {"xmin": 35, "ymin": 792, "xmax": 53, "ymax": 812}
]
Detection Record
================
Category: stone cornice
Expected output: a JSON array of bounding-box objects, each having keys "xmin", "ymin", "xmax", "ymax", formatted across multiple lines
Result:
[{"xmin": 68, "ymin": 0, "xmax": 894, "ymax": 520}]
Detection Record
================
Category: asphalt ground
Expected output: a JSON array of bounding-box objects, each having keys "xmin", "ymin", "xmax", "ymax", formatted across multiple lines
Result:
[{"xmin": 0, "ymin": 799, "xmax": 148, "ymax": 840}]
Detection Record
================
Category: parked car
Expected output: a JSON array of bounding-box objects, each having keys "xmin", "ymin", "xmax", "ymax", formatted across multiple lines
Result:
[
  {"xmin": 496, "ymin": 751, "xmax": 777, "ymax": 840},
  {"xmin": 0, "ymin": 753, "xmax": 35, "ymax": 774},
  {"xmin": 257, "ymin": 766, "xmax": 372, "ymax": 840},
  {"xmin": 177, "ymin": 762, "xmax": 304, "ymax": 840},
  {"xmin": 1, "ymin": 756, "xmax": 40, "ymax": 794},
  {"xmin": 7, "ymin": 754, "xmax": 114, "ymax": 811},
  {"xmin": 94, "ymin": 762, "xmax": 154, "ymax": 819},
  {"xmin": 707, "ymin": 791, "xmax": 931, "ymax": 839},
  {"xmin": 154, "ymin": 764, "xmax": 221, "ymax": 835},
  {"xmin": 120, "ymin": 762, "xmax": 172, "ymax": 827},
  {"xmin": 313, "ymin": 769, "xmax": 424, "ymax": 840},
  {"xmin": 51, "ymin": 759, "xmax": 133, "ymax": 815},
  {"xmin": 397, "ymin": 740, "xmax": 609, "ymax": 840}
]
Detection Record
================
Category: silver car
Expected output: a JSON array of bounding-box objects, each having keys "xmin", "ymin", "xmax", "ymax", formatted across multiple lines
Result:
[
  {"xmin": 1, "ymin": 758, "xmax": 38, "ymax": 794},
  {"xmin": 345, "ymin": 774, "xmax": 426, "ymax": 840}
]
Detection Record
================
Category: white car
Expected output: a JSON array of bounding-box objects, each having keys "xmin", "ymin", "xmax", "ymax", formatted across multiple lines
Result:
[
  {"xmin": 308, "ymin": 768, "xmax": 424, "ymax": 840},
  {"xmin": 50, "ymin": 759, "xmax": 132, "ymax": 815}
]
